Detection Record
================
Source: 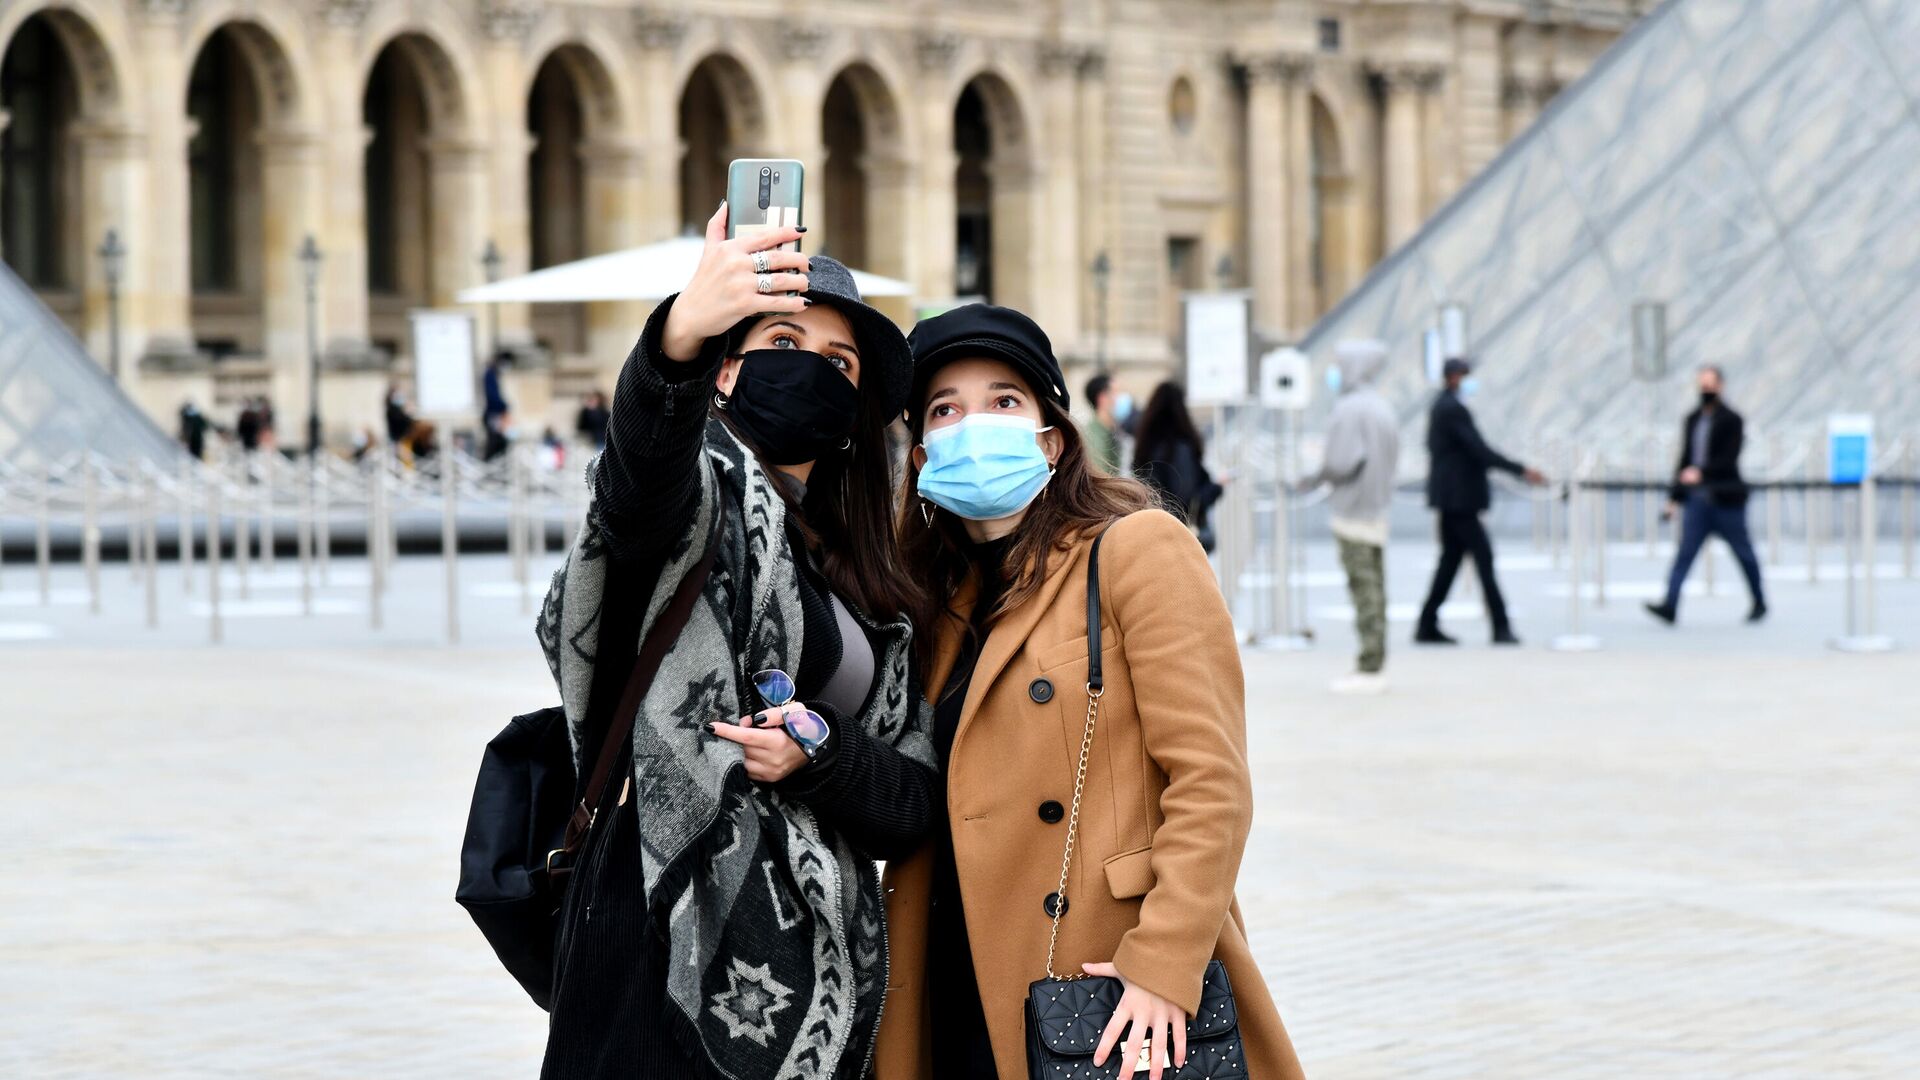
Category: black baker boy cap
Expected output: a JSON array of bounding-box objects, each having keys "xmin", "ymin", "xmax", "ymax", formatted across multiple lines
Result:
[{"xmin": 907, "ymin": 304, "xmax": 1071, "ymax": 419}]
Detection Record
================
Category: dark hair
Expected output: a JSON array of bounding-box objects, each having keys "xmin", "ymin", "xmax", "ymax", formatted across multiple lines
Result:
[
  {"xmin": 1084, "ymin": 373, "xmax": 1112, "ymax": 408},
  {"xmin": 897, "ymin": 379, "xmax": 1153, "ymax": 679},
  {"xmin": 1132, "ymin": 381, "xmax": 1202, "ymax": 462},
  {"xmin": 715, "ymin": 319, "xmax": 924, "ymax": 624}
]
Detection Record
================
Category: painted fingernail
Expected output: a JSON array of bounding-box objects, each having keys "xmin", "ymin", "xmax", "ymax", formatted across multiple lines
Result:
[{"xmin": 795, "ymin": 225, "xmax": 809, "ymax": 233}]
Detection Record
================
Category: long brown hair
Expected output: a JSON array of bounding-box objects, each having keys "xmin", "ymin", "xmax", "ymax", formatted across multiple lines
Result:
[
  {"xmin": 896, "ymin": 390, "xmax": 1153, "ymax": 677},
  {"xmin": 715, "ymin": 345, "xmax": 923, "ymax": 625}
]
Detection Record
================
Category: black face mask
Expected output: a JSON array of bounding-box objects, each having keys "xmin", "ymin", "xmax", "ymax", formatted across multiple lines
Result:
[
  {"xmin": 723, "ymin": 349, "xmax": 860, "ymax": 465},
  {"xmin": 1699, "ymin": 391, "xmax": 1719, "ymax": 408}
]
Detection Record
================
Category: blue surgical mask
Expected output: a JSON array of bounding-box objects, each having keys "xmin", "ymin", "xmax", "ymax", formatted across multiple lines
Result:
[
  {"xmin": 1460, "ymin": 377, "xmax": 1481, "ymax": 400},
  {"xmin": 1113, "ymin": 393, "xmax": 1136, "ymax": 425},
  {"xmin": 917, "ymin": 414, "xmax": 1056, "ymax": 521},
  {"xmin": 1325, "ymin": 366, "xmax": 1343, "ymax": 393}
]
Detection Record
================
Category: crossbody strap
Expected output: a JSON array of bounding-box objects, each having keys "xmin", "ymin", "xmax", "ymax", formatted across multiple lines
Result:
[
  {"xmin": 561, "ymin": 513, "xmax": 722, "ymax": 859},
  {"xmin": 1043, "ymin": 528, "xmax": 1109, "ymax": 981}
]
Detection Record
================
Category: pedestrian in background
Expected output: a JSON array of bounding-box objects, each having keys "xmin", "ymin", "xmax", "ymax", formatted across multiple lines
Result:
[
  {"xmin": 1298, "ymin": 340, "xmax": 1401, "ymax": 694},
  {"xmin": 574, "ymin": 389, "xmax": 611, "ymax": 451},
  {"xmin": 1132, "ymin": 381, "xmax": 1225, "ymax": 552},
  {"xmin": 178, "ymin": 400, "xmax": 211, "ymax": 460},
  {"xmin": 482, "ymin": 355, "xmax": 511, "ymax": 461},
  {"xmin": 1645, "ymin": 364, "xmax": 1767, "ymax": 625},
  {"xmin": 1082, "ymin": 372, "xmax": 1123, "ymax": 474},
  {"xmin": 1415, "ymin": 357, "xmax": 1546, "ymax": 645}
]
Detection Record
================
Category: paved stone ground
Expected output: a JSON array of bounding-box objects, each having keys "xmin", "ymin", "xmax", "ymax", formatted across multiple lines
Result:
[{"xmin": 3, "ymin": 546, "xmax": 1918, "ymax": 1077}]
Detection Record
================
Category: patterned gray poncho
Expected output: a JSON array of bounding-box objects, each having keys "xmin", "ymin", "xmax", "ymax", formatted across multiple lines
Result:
[{"xmin": 537, "ymin": 420, "xmax": 934, "ymax": 1079}]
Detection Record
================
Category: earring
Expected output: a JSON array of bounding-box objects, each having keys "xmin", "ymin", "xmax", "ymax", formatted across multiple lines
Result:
[
  {"xmin": 713, "ymin": 391, "xmax": 730, "ymax": 411},
  {"xmin": 918, "ymin": 499, "xmax": 935, "ymax": 527},
  {"xmin": 839, "ymin": 437, "xmax": 854, "ymax": 454}
]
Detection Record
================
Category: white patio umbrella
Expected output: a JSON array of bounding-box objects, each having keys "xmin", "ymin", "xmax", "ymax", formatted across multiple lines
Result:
[{"xmin": 455, "ymin": 236, "xmax": 913, "ymax": 304}]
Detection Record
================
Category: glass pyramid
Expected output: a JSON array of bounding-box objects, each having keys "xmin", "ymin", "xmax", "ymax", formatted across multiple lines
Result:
[
  {"xmin": 0, "ymin": 262, "xmax": 181, "ymax": 470},
  {"xmin": 1299, "ymin": 0, "xmax": 1920, "ymax": 440}
]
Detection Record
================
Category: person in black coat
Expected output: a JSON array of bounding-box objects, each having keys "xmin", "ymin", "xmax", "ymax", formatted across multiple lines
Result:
[
  {"xmin": 1415, "ymin": 358, "xmax": 1546, "ymax": 645},
  {"xmin": 1645, "ymin": 365, "xmax": 1766, "ymax": 624},
  {"xmin": 1130, "ymin": 381, "xmax": 1225, "ymax": 551}
]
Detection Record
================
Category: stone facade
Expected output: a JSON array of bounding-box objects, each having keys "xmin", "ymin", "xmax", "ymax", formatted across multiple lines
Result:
[{"xmin": 0, "ymin": 0, "xmax": 1643, "ymax": 442}]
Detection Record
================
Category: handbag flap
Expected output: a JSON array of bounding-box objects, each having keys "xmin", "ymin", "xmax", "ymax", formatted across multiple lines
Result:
[{"xmin": 1026, "ymin": 962, "xmax": 1238, "ymax": 1059}]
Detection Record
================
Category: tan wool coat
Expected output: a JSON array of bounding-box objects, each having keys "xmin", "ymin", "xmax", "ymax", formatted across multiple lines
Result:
[{"xmin": 874, "ymin": 509, "xmax": 1306, "ymax": 1079}]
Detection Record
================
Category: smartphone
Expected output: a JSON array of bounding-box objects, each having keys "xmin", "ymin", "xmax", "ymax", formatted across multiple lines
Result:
[{"xmin": 726, "ymin": 158, "xmax": 805, "ymax": 252}]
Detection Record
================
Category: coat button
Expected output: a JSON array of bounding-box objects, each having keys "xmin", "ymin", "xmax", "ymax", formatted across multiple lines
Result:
[
  {"xmin": 1038, "ymin": 800, "xmax": 1065, "ymax": 824},
  {"xmin": 1029, "ymin": 677, "xmax": 1054, "ymax": 703},
  {"xmin": 1043, "ymin": 892, "xmax": 1069, "ymax": 917}
]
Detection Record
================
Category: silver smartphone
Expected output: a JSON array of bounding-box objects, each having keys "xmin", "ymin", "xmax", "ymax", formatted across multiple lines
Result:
[{"xmin": 725, "ymin": 158, "xmax": 805, "ymax": 252}]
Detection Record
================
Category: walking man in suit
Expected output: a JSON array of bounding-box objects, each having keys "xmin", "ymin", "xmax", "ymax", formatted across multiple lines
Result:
[
  {"xmin": 1416, "ymin": 357, "xmax": 1547, "ymax": 645},
  {"xmin": 1644, "ymin": 364, "xmax": 1767, "ymax": 625}
]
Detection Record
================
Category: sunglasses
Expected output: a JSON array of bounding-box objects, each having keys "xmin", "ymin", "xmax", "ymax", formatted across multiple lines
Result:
[{"xmin": 752, "ymin": 669, "xmax": 832, "ymax": 759}]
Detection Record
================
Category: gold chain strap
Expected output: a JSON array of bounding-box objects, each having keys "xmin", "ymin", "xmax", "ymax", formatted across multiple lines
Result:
[{"xmin": 1042, "ymin": 682, "xmax": 1103, "ymax": 981}]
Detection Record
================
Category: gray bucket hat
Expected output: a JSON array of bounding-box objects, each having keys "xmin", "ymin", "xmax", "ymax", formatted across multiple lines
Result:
[{"xmin": 727, "ymin": 255, "xmax": 912, "ymax": 417}]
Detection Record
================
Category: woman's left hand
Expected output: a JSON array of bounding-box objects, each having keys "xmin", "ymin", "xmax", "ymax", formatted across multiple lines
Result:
[
  {"xmin": 706, "ymin": 704, "xmax": 811, "ymax": 782},
  {"xmin": 1083, "ymin": 962, "xmax": 1188, "ymax": 1078}
]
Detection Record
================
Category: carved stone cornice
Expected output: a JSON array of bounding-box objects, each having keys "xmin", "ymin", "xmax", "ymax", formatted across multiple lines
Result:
[
  {"xmin": 1241, "ymin": 51, "xmax": 1314, "ymax": 87},
  {"xmin": 780, "ymin": 23, "xmax": 831, "ymax": 61},
  {"xmin": 1040, "ymin": 43, "xmax": 1105, "ymax": 80},
  {"xmin": 480, "ymin": 1, "xmax": 542, "ymax": 42},
  {"xmin": 136, "ymin": 0, "xmax": 189, "ymax": 19},
  {"xmin": 633, "ymin": 9, "xmax": 687, "ymax": 52},
  {"xmin": 317, "ymin": 0, "xmax": 373, "ymax": 31},
  {"xmin": 1372, "ymin": 61, "xmax": 1447, "ymax": 94},
  {"xmin": 915, "ymin": 31, "xmax": 961, "ymax": 74}
]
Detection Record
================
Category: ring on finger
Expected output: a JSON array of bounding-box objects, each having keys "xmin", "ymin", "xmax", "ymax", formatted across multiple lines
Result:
[
  {"xmin": 752, "ymin": 250, "xmax": 771, "ymax": 274},
  {"xmin": 756, "ymin": 272, "xmax": 773, "ymax": 295}
]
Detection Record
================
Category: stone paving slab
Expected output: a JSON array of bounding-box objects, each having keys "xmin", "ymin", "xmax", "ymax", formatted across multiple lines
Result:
[{"xmin": 3, "ymin": 558, "xmax": 1918, "ymax": 1077}]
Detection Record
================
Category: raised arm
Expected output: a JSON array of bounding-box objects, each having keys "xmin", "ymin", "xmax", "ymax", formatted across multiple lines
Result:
[
  {"xmin": 775, "ymin": 700, "xmax": 937, "ymax": 861},
  {"xmin": 1449, "ymin": 402, "xmax": 1526, "ymax": 477}
]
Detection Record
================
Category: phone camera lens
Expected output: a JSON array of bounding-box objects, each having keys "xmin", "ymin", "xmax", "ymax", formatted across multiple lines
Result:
[
  {"xmin": 772, "ymin": 170, "xmax": 781, "ymax": 181},
  {"xmin": 760, "ymin": 166, "xmax": 771, "ymax": 176}
]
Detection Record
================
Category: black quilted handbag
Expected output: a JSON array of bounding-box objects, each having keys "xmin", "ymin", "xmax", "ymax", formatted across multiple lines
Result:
[{"xmin": 1022, "ymin": 532, "xmax": 1251, "ymax": 1079}]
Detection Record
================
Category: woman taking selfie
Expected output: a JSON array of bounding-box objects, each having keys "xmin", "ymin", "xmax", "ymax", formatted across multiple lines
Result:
[
  {"xmin": 874, "ymin": 305, "xmax": 1304, "ymax": 1080},
  {"xmin": 536, "ymin": 203, "xmax": 936, "ymax": 1079}
]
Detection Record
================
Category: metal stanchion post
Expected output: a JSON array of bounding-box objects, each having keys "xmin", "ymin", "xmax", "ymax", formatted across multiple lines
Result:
[
  {"xmin": 208, "ymin": 476, "xmax": 223, "ymax": 645},
  {"xmin": 370, "ymin": 453, "xmax": 385, "ymax": 631},
  {"xmin": 443, "ymin": 454, "xmax": 460, "ymax": 645},
  {"xmin": 512, "ymin": 446, "xmax": 531, "ymax": 617},
  {"xmin": 144, "ymin": 468, "xmax": 159, "ymax": 629},
  {"xmin": 1594, "ymin": 479, "xmax": 1608, "ymax": 609},
  {"xmin": 1902, "ymin": 440, "xmax": 1914, "ymax": 579},
  {"xmin": 178, "ymin": 458, "xmax": 194, "ymax": 593},
  {"xmin": 317, "ymin": 459, "xmax": 332, "ymax": 586},
  {"xmin": 37, "ymin": 462, "xmax": 52, "ymax": 605},
  {"xmin": 1807, "ymin": 447, "xmax": 1820, "ymax": 585},
  {"xmin": 234, "ymin": 460, "xmax": 251, "ymax": 601},
  {"xmin": 260, "ymin": 457, "xmax": 275, "ymax": 574},
  {"xmin": 1645, "ymin": 440, "xmax": 1660, "ymax": 560},
  {"xmin": 298, "ymin": 459, "xmax": 314, "ymax": 617},
  {"xmin": 83, "ymin": 457, "xmax": 101, "ymax": 615},
  {"xmin": 1554, "ymin": 460, "xmax": 1599, "ymax": 652},
  {"xmin": 1863, "ymin": 476, "xmax": 1880, "ymax": 639}
]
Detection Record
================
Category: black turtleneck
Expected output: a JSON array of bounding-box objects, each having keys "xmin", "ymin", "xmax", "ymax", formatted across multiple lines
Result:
[{"xmin": 929, "ymin": 534, "xmax": 1012, "ymax": 1080}]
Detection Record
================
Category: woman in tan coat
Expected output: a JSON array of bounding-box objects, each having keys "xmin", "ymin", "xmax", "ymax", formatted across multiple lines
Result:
[{"xmin": 877, "ymin": 304, "xmax": 1306, "ymax": 1080}]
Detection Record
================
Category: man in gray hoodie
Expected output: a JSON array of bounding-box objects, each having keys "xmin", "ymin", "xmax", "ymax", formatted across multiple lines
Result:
[{"xmin": 1298, "ymin": 339, "xmax": 1401, "ymax": 694}]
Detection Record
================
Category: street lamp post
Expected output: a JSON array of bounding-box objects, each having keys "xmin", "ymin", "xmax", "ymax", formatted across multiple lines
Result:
[
  {"xmin": 297, "ymin": 235, "xmax": 324, "ymax": 458},
  {"xmin": 98, "ymin": 229, "xmax": 127, "ymax": 383},
  {"xmin": 480, "ymin": 239, "xmax": 503, "ymax": 363},
  {"xmin": 1091, "ymin": 251, "xmax": 1111, "ymax": 373}
]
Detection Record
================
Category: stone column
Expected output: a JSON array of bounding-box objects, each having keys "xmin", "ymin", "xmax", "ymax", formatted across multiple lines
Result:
[
  {"xmin": 1242, "ymin": 55, "xmax": 1308, "ymax": 341},
  {"xmin": 631, "ymin": 12, "xmax": 688, "ymax": 244},
  {"xmin": 133, "ymin": 7, "xmax": 196, "ymax": 366},
  {"xmin": 988, "ymin": 157, "xmax": 1041, "ymax": 314},
  {"xmin": 1282, "ymin": 56, "xmax": 1316, "ymax": 335},
  {"xmin": 1377, "ymin": 63, "xmax": 1440, "ymax": 252},
  {"xmin": 912, "ymin": 33, "xmax": 961, "ymax": 301},
  {"xmin": 68, "ymin": 122, "xmax": 146, "ymax": 367},
  {"xmin": 479, "ymin": 22, "xmax": 535, "ymax": 360},
  {"xmin": 779, "ymin": 26, "xmax": 831, "ymax": 245},
  {"xmin": 257, "ymin": 130, "xmax": 324, "ymax": 416},
  {"xmin": 1074, "ymin": 50, "xmax": 1107, "ymax": 358},
  {"xmin": 1035, "ymin": 45, "xmax": 1086, "ymax": 343},
  {"xmin": 315, "ymin": 2, "xmax": 375, "ymax": 366},
  {"xmin": 579, "ymin": 138, "xmax": 649, "ymax": 366},
  {"xmin": 425, "ymin": 138, "xmax": 491, "ymax": 312},
  {"xmin": 1420, "ymin": 67, "xmax": 1456, "ymax": 215}
]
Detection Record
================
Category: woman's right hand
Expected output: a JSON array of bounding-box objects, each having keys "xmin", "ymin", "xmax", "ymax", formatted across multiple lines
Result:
[{"xmin": 660, "ymin": 202, "xmax": 811, "ymax": 363}]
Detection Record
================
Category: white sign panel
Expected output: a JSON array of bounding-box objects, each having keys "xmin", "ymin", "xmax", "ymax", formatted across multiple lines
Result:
[
  {"xmin": 1183, "ymin": 292, "xmax": 1250, "ymax": 405},
  {"xmin": 1258, "ymin": 348, "xmax": 1312, "ymax": 411},
  {"xmin": 1422, "ymin": 328, "xmax": 1445, "ymax": 385},
  {"xmin": 411, "ymin": 309, "xmax": 478, "ymax": 415}
]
